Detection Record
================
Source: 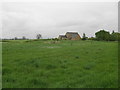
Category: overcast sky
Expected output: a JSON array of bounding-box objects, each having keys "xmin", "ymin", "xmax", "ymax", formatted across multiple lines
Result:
[{"xmin": 1, "ymin": 1, "xmax": 118, "ymax": 39}]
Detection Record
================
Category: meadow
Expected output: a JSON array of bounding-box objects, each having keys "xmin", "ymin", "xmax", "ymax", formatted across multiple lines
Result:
[{"xmin": 2, "ymin": 40, "xmax": 118, "ymax": 88}]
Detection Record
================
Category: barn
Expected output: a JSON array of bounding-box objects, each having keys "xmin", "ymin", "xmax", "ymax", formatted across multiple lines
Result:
[
  {"xmin": 58, "ymin": 32, "xmax": 81, "ymax": 40},
  {"xmin": 66, "ymin": 32, "xmax": 81, "ymax": 40},
  {"xmin": 58, "ymin": 35, "xmax": 67, "ymax": 40}
]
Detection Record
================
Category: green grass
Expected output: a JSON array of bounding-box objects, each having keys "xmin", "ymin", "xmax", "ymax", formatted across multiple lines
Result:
[{"xmin": 2, "ymin": 40, "xmax": 118, "ymax": 88}]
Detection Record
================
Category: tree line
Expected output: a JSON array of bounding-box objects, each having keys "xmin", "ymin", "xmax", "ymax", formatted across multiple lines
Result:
[
  {"xmin": 2, "ymin": 34, "xmax": 42, "ymax": 40},
  {"xmin": 1, "ymin": 30, "xmax": 120, "ymax": 41},
  {"xmin": 82, "ymin": 30, "xmax": 120, "ymax": 41}
]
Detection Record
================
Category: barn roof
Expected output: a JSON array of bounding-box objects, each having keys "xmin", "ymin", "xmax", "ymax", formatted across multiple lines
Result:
[
  {"xmin": 59, "ymin": 35, "xmax": 67, "ymax": 37},
  {"xmin": 66, "ymin": 32, "xmax": 78, "ymax": 34}
]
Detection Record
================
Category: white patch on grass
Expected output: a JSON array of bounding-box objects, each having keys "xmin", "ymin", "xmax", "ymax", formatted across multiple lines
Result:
[{"xmin": 42, "ymin": 46, "xmax": 61, "ymax": 48}]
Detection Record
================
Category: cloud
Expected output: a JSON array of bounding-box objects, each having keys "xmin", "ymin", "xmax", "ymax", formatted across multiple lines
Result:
[{"xmin": 2, "ymin": 2, "xmax": 118, "ymax": 39}]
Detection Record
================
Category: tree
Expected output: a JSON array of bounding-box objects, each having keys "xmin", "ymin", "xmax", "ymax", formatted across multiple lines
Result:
[
  {"xmin": 22, "ymin": 36, "xmax": 26, "ymax": 40},
  {"xmin": 36, "ymin": 34, "xmax": 42, "ymax": 39},
  {"xmin": 112, "ymin": 30, "xmax": 115, "ymax": 34},
  {"xmin": 95, "ymin": 30, "xmax": 110, "ymax": 41},
  {"xmin": 110, "ymin": 32, "xmax": 120, "ymax": 41},
  {"xmin": 82, "ymin": 33, "xmax": 87, "ymax": 40},
  {"xmin": 14, "ymin": 37, "xmax": 18, "ymax": 40}
]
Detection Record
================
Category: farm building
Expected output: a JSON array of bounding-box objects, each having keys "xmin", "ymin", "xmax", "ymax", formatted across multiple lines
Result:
[
  {"xmin": 58, "ymin": 35, "xmax": 67, "ymax": 40},
  {"xmin": 58, "ymin": 32, "xmax": 81, "ymax": 40}
]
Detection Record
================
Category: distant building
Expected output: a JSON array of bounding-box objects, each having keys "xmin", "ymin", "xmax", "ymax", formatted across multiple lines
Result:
[
  {"xmin": 58, "ymin": 35, "xmax": 67, "ymax": 40},
  {"xmin": 58, "ymin": 32, "xmax": 81, "ymax": 40}
]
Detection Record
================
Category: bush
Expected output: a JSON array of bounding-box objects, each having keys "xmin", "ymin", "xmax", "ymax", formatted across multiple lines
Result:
[
  {"xmin": 88, "ymin": 37, "xmax": 96, "ymax": 40},
  {"xmin": 2, "ymin": 40, "xmax": 9, "ymax": 42}
]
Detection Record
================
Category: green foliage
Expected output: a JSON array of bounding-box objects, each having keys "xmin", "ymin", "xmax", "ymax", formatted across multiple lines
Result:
[
  {"xmin": 52, "ymin": 38, "xmax": 59, "ymax": 41},
  {"xmin": 2, "ymin": 40, "xmax": 118, "ymax": 88},
  {"xmin": 109, "ymin": 32, "xmax": 120, "ymax": 41},
  {"xmin": 95, "ymin": 30, "xmax": 120, "ymax": 41},
  {"xmin": 1, "ymin": 40, "xmax": 9, "ymax": 42},
  {"xmin": 95, "ymin": 30, "xmax": 110, "ymax": 41},
  {"xmin": 88, "ymin": 37, "xmax": 96, "ymax": 40}
]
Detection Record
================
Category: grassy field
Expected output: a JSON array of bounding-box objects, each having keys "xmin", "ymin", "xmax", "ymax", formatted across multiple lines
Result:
[{"xmin": 2, "ymin": 40, "xmax": 118, "ymax": 88}]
